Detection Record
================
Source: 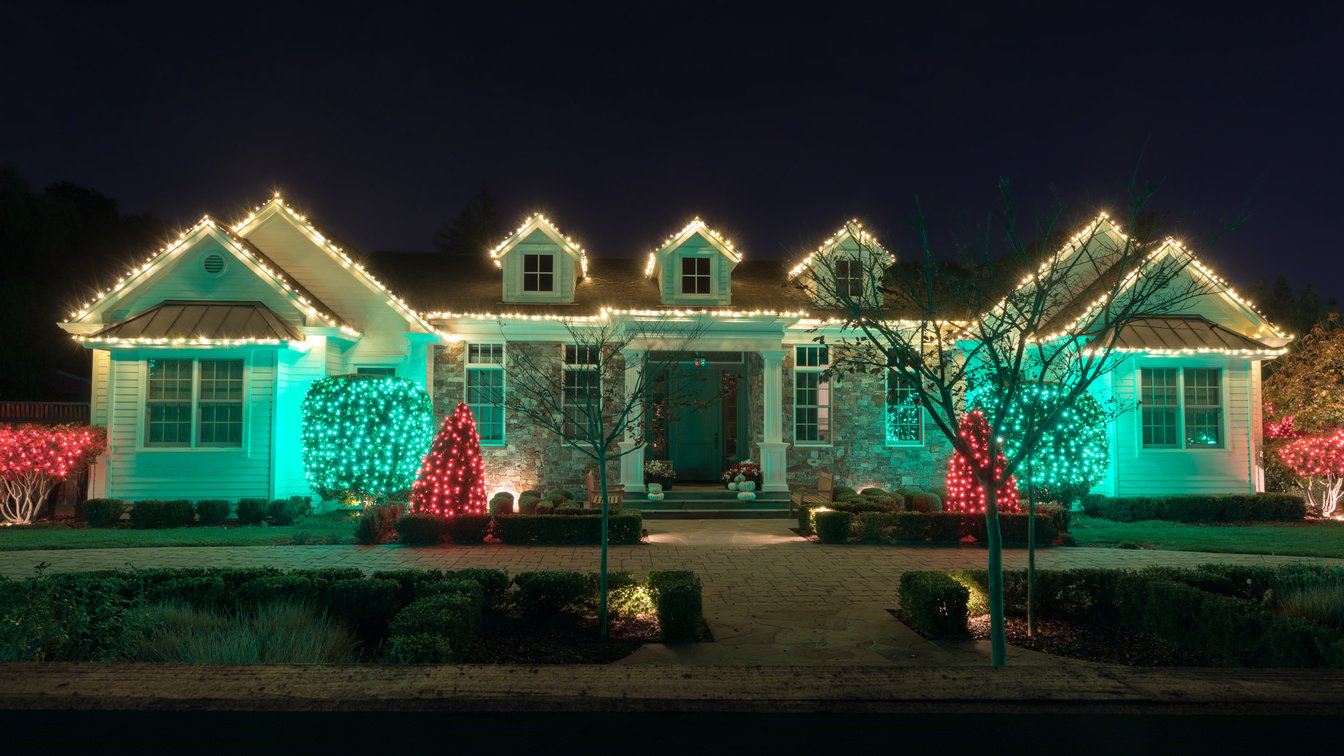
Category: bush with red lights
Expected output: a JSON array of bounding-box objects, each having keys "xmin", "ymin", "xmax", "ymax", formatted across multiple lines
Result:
[
  {"xmin": 409, "ymin": 403, "xmax": 488, "ymax": 517},
  {"xmin": 1277, "ymin": 429, "xmax": 1344, "ymax": 517},
  {"xmin": 0, "ymin": 424, "xmax": 107, "ymax": 525},
  {"xmin": 944, "ymin": 410, "xmax": 1020, "ymax": 515}
]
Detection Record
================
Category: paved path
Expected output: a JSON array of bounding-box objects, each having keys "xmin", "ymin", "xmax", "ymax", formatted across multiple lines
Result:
[{"xmin": 4, "ymin": 520, "xmax": 1339, "ymax": 667}]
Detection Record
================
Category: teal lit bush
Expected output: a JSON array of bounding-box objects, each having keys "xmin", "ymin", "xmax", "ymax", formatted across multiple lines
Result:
[{"xmin": 301, "ymin": 374, "xmax": 435, "ymax": 502}]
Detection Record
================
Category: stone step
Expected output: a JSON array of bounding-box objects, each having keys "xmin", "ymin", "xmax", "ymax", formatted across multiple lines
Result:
[
  {"xmin": 631, "ymin": 508, "xmax": 793, "ymax": 520},
  {"xmin": 627, "ymin": 489, "xmax": 787, "ymax": 502}
]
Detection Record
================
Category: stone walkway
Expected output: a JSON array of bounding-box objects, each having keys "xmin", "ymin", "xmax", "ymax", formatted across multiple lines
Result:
[{"xmin": 4, "ymin": 519, "xmax": 1339, "ymax": 667}]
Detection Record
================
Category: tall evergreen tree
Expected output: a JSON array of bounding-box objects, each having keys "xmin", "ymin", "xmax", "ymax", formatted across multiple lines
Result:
[{"xmin": 433, "ymin": 184, "xmax": 503, "ymax": 267}]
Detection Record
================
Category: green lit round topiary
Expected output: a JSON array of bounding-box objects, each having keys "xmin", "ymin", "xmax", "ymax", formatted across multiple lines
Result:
[{"xmin": 301, "ymin": 374, "xmax": 436, "ymax": 502}]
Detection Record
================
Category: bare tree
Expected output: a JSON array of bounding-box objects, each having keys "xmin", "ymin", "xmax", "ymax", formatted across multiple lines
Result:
[
  {"xmin": 498, "ymin": 313, "xmax": 709, "ymax": 637},
  {"xmin": 798, "ymin": 175, "xmax": 1225, "ymax": 665}
]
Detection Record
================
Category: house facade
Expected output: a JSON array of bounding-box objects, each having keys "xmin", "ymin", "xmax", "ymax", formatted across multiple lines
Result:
[{"xmin": 58, "ymin": 197, "xmax": 1289, "ymax": 503}]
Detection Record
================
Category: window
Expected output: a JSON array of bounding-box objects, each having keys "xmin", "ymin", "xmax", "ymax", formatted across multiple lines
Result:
[
  {"xmin": 355, "ymin": 366, "xmax": 396, "ymax": 377},
  {"xmin": 835, "ymin": 259, "xmax": 863, "ymax": 298},
  {"xmin": 794, "ymin": 345, "xmax": 830, "ymax": 444},
  {"xmin": 146, "ymin": 358, "xmax": 243, "ymax": 448},
  {"xmin": 466, "ymin": 344, "xmax": 505, "ymax": 445},
  {"xmin": 1141, "ymin": 367, "xmax": 1222, "ymax": 448},
  {"xmin": 563, "ymin": 344, "xmax": 599, "ymax": 439},
  {"xmin": 886, "ymin": 371, "xmax": 922, "ymax": 445},
  {"xmin": 681, "ymin": 256, "xmax": 711, "ymax": 294},
  {"xmin": 523, "ymin": 254, "xmax": 554, "ymax": 292}
]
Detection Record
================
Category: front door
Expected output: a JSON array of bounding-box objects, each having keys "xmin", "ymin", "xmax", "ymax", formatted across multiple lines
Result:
[{"xmin": 670, "ymin": 365, "xmax": 720, "ymax": 480}]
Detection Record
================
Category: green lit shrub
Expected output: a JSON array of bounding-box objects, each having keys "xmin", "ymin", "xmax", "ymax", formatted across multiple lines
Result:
[
  {"xmin": 647, "ymin": 570, "xmax": 702, "ymax": 642},
  {"xmin": 899, "ymin": 572, "xmax": 971, "ymax": 638},
  {"xmin": 355, "ymin": 504, "xmax": 400, "ymax": 545},
  {"xmin": 82, "ymin": 498, "xmax": 127, "ymax": 528},
  {"xmin": 511, "ymin": 571, "xmax": 592, "ymax": 614},
  {"xmin": 236, "ymin": 498, "xmax": 268, "ymax": 526},
  {"xmin": 301, "ymin": 374, "xmax": 436, "ymax": 502},
  {"xmin": 395, "ymin": 513, "xmax": 448, "ymax": 546},
  {"xmin": 195, "ymin": 500, "xmax": 230, "ymax": 526}
]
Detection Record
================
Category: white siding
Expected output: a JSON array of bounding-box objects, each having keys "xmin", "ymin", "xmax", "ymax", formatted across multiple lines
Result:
[
  {"xmin": 106, "ymin": 349, "xmax": 275, "ymax": 501},
  {"xmin": 1109, "ymin": 354, "xmax": 1255, "ymax": 496},
  {"xmin": 273, "ymin": 344, "xmax": 327, "ymax": 500},
  {"xmin": 500, "ymin": 229, "xmax": 578, "ymax": 303},
  {"xmin": 657, "ymin": 231, "xmax": 733, "ymax": 306}
]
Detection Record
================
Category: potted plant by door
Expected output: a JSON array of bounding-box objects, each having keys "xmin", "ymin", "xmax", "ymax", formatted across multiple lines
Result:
[
  {"xmin": 721, "ymin": 460, "xmax": 763, "ymax": 490},
  {"xmin": 644, "ymin": 459, "xmax": 675, "ymax": 491}
]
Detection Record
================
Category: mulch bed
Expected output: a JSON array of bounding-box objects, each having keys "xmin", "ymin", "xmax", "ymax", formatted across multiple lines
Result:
[{"xmin": 965, "ymin": 614, "xmax": 1213, "ymax": 666}]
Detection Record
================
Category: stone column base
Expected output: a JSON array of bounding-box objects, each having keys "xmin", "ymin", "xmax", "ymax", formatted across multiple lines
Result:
[
  {"xmin": 758, "ymin": 441, "xmax": 790, "ymax": 492},
  {"xmin": 618, "ymin": 441, "xmax": 646, "ymax": 492}
]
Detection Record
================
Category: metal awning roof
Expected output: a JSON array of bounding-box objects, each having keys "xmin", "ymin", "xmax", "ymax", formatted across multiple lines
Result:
[
  {"xmin": 90, "ymin": 301, "xmax": 304, "ymax": 341},
  {"xmin": 1089, "ymin": 315, "xmax": 1279, "ymax": 353}
]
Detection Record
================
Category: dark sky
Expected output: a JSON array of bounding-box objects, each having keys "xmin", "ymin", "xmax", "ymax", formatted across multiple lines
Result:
[{"xmin": 4, "ymin": 2, "xmax": 1340, "ymax": 298}]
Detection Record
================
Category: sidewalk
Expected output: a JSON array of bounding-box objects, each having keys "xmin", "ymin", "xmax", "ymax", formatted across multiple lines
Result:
[{"xmin": 2, "ymin": 519, "xmax": 1338, "ymax": 667}]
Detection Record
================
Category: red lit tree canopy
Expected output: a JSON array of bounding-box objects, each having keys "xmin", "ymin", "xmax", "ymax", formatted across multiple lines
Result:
[
  {"xmin": 1278, "ymin": 430, "xmax": 1344, "ymax": 517},
  {"xmin": 409, "ymin": 403, "xmax": 488, "ymax": 517},
  {"xmin": 945, "ymin": 410, "xmax": 1020, "ymax": 515},
  {"xmin": 0, "ymin": 424, "xmax": 107, "ymax": 525}
]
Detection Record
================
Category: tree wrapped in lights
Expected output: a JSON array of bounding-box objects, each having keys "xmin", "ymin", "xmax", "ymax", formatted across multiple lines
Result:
[
  {"xmin": 410, "ymin": 403, "xmax": 488, "ymax": 517},
  {"xmin": 1278, "ymin": 430, "xmax": 1344, "ymax": 517},
  {"xmin": 301, "ymin": 375, "xmax": 435, "ymax": 503},
  {"xmin": 970, "ymin": 383, "xmax": 1109, "ymax": 507},
  {"xmin": 0, "ymin": 424, "xmax": 106, "ymax": 525},
  {"xmin": 945, "ymin": 411, "xmax": 1020, "ymax": 514}
]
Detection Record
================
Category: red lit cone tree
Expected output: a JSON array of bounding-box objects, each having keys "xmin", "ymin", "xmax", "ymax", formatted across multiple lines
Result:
[
  {"xmin": 945, "ymin": 410, "xmax": 1020, "ymax": 515},
  {"xmin": 410, "ymin": 403, "xmax": 488, "ymax": 517}
]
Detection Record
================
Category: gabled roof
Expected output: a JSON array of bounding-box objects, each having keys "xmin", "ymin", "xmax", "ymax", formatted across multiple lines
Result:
[
  {"xmin": 486, "ymin": 214, "xmax": 589, "ymax": 276},
  {"xmin": 84, "ymin": 301, "xmax": 304, "ymax": 345},
  {"xmin": 644, "ymin": 218, "xmax": 742, "ymax": 277},
  {"xmin": 231, "ymin": 196, "xmax": 440, "ymax": 335},
  {"xmin": 63, "ymin": 216, "xmax": 357, "ymax": 336},
  {"xmin": 787, "ymin": 220, "xmax": 895, "ymax": 279},
  {"xmin": 1085, "ymin": 315, "xmax": 1285, "ymax": 356}
]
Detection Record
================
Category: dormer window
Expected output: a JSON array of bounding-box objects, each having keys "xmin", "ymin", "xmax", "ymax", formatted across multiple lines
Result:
[
  {"xmin": 835, "ymin": 259, "xmax": 863, "ymax": 297},
  {"xmin": 681, "ymin": 257, "xmax": 712, "ymax": 294},
  {"xmin": 523, "ymin": 254, "xmax": 554, "ymax": 292}
]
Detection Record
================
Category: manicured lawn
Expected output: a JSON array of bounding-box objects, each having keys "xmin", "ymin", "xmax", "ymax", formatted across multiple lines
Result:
[
  {"xmin": 0, "ymin": 513, "xmax": 358, "ymax": 551},
  {"xmin": 1071, "ymin": 515, "xmax": 1344, "ymax": 558}
]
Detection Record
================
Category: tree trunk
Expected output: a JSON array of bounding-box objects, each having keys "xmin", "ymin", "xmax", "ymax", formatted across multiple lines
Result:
[
  {"xmin": 1027, "ymin": 494, "xmax": 1037, "ymax": 637},
  {"xmin": 597, "ymin": 454, "xmax": 610, "ymax": 639},
  {"xmin": 984, "ymin": 484, "xmax": 1007, "ymax": 666}
]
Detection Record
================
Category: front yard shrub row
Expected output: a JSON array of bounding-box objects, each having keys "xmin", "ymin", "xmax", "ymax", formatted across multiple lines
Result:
[
  {"xmin": 810, "ymin": 509, "xmax": 1060, "ymax": 546},
  {"xmin": 365, "ymin": 510, "xmax": 644, "ymax": 546},
  {"xmin": 0, "ymin": 565, "xmax": 702, "ymax": 662},
  {"xmin": 1080, "ymin": 493, "xmax": 1306, "ymax": 523},
  {"xmin": 81, "ymin": 497, "xmax": 314, "ymax": 529},
  {"xmin": 899, "ymin": 566, "xmax": 1344, "ymax": 667}
]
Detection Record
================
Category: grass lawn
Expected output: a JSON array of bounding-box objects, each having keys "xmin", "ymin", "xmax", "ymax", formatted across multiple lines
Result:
[
  {"xmin": 1071, "ymin": 515, "xmax": 1344, "ymax": 558},
  {"xmin": 0, "ymin": 512, "xmax": 358, "ymax": 551}
]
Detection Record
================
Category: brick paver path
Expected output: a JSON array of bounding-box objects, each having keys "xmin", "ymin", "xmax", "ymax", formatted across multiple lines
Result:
[{"xmin": 4, "ymin": 520, "xmax": 1339, "ymax": 666}]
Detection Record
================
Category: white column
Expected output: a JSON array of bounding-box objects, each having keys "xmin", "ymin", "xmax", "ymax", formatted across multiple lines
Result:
[
  {"xmin": 618, "ymin": 348, "xmax": 646, "ymax": 491},
  {"xmin": 758, "ymin": 349, "xmax": 790, "ymax": 492}
]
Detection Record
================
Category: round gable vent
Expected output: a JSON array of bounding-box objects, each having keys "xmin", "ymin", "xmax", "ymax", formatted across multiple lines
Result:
[{"xmin": 202, "ymin": 253, "xmax": 227, "ymax": 276}]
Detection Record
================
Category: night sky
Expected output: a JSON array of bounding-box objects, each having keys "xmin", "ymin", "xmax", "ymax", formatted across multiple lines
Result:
[{"xmin": 4, "ymin": 2, "xmax": 1340, "ymax": 298}]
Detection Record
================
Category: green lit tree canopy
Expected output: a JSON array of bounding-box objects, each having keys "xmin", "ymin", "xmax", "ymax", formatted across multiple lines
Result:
[
  {"xmin": 969, "ymin": 382, "xmax": 1109, "ymax": 505},
  {"xmin": 301, "ymin": 374, "xmax": 436, "ymax": 501}
]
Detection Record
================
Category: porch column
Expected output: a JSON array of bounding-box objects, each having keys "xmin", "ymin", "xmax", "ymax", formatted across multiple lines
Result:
[
  {"xmin": 758, "ymin": 349, "xmax": 790, "ymax": 492},
  {"xmin": 617, "ymin": 347, "xmax": 646, "ymax": 491}
]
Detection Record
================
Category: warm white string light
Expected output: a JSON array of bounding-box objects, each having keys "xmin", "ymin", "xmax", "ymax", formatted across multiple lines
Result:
[
  {"xmin": 487, "ymin": 213, "xmax": 589, "ymax": 277},
  {"xmin": 787, "ymin": 220, "xmax": 894, "ymax": 278},
  {"xmin": 644, "ymin": 217, "xmax": 742, "ymax": 277}
]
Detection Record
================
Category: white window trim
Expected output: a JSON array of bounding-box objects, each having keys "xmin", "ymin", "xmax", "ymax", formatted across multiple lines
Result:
[
  {"xmin": 137, "ymin": 355, "xmax": 251, "ymax": 453},
  {"xmin": 885, "ymin": 370, "xmax": 924, "ymax": 447},
  {"xmin": 465, "ymin": 342, "xmax": 507, "ymax": 447},
  {"xmin": 1138, "ymin": 365, "xmax": 1226, "ymax": 451},
  {"xmin": 793, "ymin": 346, "xmax": 831, "ymax": 446}
]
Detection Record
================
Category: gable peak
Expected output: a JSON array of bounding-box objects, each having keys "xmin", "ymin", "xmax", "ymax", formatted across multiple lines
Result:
[
  {"xmin": 487, "ymin": 213, "xmax": 589, "ymax": 277},
  {"xmin": 788, "ymin": 219, "xmax": 893, "ymax": 278},
  {"xmin": 645, "ymin": 217, "xmax": 741, "ymax": 277}
]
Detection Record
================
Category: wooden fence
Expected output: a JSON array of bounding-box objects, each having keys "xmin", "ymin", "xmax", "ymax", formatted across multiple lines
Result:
[{"xmin": 0, "ymin": 401, "xmax": 91, "ymax": 424}]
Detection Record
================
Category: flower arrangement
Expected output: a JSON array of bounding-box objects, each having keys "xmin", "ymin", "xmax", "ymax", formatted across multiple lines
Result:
[
  {"xmin": 721, "ymin": 460, "xmax": 761, "ymax": 484},
  {"xmin": 644, "ymin": 459, "xmax": 676, "ymax": 479}
]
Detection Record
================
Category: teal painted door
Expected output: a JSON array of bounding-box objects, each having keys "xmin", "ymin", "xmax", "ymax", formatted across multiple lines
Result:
[{"xmin": 671, "ymin": 366, "xmax": 721, "ymax": 480}]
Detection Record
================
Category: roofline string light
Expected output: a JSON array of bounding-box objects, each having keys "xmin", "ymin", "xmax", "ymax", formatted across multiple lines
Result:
[
  {"xmin": 425, "ymin": 306, "xmax": 813, "ymax": 322},
  {"xmin": 232, "ymin": 195, "xmax": 444, "ymax": 337},
  {"xmin": 66, "ymin": 216, "xmax": 360, "ymax": 338},
  {"xmin": 487, "ymin": 213, "xmax": 590, "ymax": 278},
  {"xmin": 786, "ymin": 220, "xmax": 895, "ymax": 279},
  {"xmin": 645, "ymin": 217, "xmax": 742, "ymax": 277},
  {"xmin": 73, "ymin": 336, "xmax": 293, "ymax": 348}
]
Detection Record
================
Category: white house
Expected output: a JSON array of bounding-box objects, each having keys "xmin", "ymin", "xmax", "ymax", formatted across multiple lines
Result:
[{"xmin": 58, "ymin": 196, "xmax": 1290, "ymax": 502}]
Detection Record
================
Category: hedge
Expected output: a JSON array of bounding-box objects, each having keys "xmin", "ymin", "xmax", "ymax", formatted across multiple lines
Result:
[
  {"xmin": 816, "ymin": 511, "xmax": 1060, "ymax": 545},
  {"xmin": 913, "ymin": 567, "xmax": 1344, "ymax": 667},
  {"xmin": 1081, "ymin": 493, "xmax": 1306, "ymax": 523},
  {"xmin": 493, "ymin": 512, "xmax": 643, "ymax": 544},
  {"xmin": 82, "ymin": 498, "xmax": 127, "ymax": 528},
  {"xmin": 648, "ymin": 570, "xmax": 703, "ymax": 642},
  {"xmin": 129, "ymin": 499, "xmax": 196, "ymax": 529},
  {"xmin": 898, "ymin": 572, "xmax": 970, "ymax": 638}
]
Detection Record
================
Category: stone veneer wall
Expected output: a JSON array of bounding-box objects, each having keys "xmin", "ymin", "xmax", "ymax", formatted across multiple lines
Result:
[
  {"xmin": 766, "ymin": 348, "xmax": 954, "ymax": 491},
  {"xmin": 432, "ymin": 342, "xmax": 621, "ymax": 496}
]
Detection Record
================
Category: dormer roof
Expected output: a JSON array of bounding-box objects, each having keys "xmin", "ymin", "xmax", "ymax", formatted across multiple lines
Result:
[
  {"xmin": 644, "ymin": 217, "xmax": 741, "ymax": 278},
  {"xmin": 787, "ymin": 220, "xmax": 894, "ymax": 279},
  {"xmin": 487, "ymin": 213, "xmax": 589, "ymax": 277}
]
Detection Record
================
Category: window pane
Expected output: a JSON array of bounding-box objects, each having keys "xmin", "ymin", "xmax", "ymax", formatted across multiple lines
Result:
[
  {"xmin": 146, "ymin": 359, "xmax": 193, "ymax": 446},
  {"xmin": 467, "ymin": 344, "xmax": 503, "ymax": 365},
  {"xmin": 197, "ymin": 360, "xmax": 243, "ymax": 447},
  {"xmin": 886, "ymin": 372, "xmax": 922, "ymax": 444},
  {"xmin": 1141, "ymin": 368, "xmax": 1180, "ymax": 448}
]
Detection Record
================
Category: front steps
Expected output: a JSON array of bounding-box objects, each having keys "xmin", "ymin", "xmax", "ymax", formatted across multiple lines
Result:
[{"xmin": 624, "ymin": 486, "xmax": 792, "ymax": 519}]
